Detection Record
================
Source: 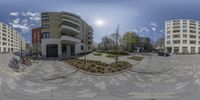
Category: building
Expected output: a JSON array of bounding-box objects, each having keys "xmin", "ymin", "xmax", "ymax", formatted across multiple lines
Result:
[
  {"xmin": 165, "ymin": 19, "xmax": 200, "ymax": 54},
  {"xmin": 135, "ymin": 36, "xmax": 152, "ymax": 52},
  {"xmin": 154, "ymin": 36, "xmax": 165, "ymax": 51},
  {"xmin": 32, "ymin": 27, "xmax": 42, "ymax": 53},
  {"xmin": 0, "ymin": 22, "xmax": 25, "ymax": 53},
  {"xmin": 40, "ymin": 12, "xmax": 93, "ymax": 57}
]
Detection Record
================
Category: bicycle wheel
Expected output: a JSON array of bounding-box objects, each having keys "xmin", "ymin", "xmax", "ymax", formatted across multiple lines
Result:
[
  {"xmin": 8, "ymin": 60, "xmax": 14, "ymax": 68},
  {"xmin": 19, "ymin": 63, "xmax": 25, "ymax": 72},
  {"xmin": 26, "ymin": 60, "xmax": 32, "ymax": 66}
]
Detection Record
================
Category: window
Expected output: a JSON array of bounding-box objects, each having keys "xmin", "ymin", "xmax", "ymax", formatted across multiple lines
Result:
[
  {"xmin": 2, "ymin": 37, "xmax": 6, "ymax": 41},
  {"xmin": 42, "ymin": 32, "xmax": 49, "ymax": 38},
  {"xmin": 3, "ymin": 42, "xmax": 6, "ymax": 45},
  {"xmin": 190, "ymin": 40, "xmax": 196, "ymax": 44},
  {"xmin": 42, "ymin": 13, "xmax": 49, "ymax": 18},
  {"xmin": 167, "ymin": 31, "xmax": 171, "ymax": 34},
  {"xmin": 167, "ymin": 41, "xmax": 170, "ymax": 44},
  {"xmin": 190, "ymin": 23, "xmax": 196, "ymax": 26},
  {"xmin": 173, "ymin": 26, "xmax": 180, "ymax": 29},
  {"xmin": 190, "ymin": 35, "xmax": 196, "ymax": 38},
  {"xmin": 173, "ymin": 34, "xmax": 180, "ymax": 38},
  {"xmin": 173, "ymin": 40, "xmax": 180, "ymax": 44},
  {"xmin": 42, "ymin": 19, "xmax": 49, "ymax": 23},
  {"xmin": 183, "ymin": 29, "xmax": 187, "ymax": 32},
  {"xmin": 183, "ymin": 22, "xmax": 187, "ymax": 25},
  {"xmin": 190, "ymin": 30, "xmax": 196, "ymax": 33},
  {"xmin": 81, "ymin": 45, "xmax": 84, "ymax": 50},
  {"xmin": 183, "ymin": 40, "xmax": 187, "ymax": 44},
  {"xmin": 183, "ymin": 26, "xmax": 187, "ymax": 28},
  {"xmin": 167, "ymin": 35, "xmax": 170, "ymax": 39},
  {"xmin": 190, "ymin": 20, "xmax": 196, "ymax": 23},
  {"xmin": 199, "ymin": 41, "xmax": 200, "ymax": 45},
  {"xmin": 182, "ymin": 47, "xmax": 188, "ymax": 53},
  {"xmin": 42, "ymin": 24, "xmax": 49, "ymax": 29},
  {"xmin": 173, "ymin": 30, "xmax": 180, "ymax": 33},
  {"xmin": 190, "ymin": 26, "xmax": 196, "ymax": 29},
  {"xmin": 173, "ymin": 23, "xmax": 180, "ymax": 25}
]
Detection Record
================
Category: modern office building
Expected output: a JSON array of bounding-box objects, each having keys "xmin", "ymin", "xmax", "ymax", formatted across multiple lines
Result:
[
  {"xmin": 32, "ymin": 27, "xmax": 42, "ymax": 53},
  {"xmin": 0, "ymin": 22, "xmax": 25, "ymax": 53},
  {"xmin": 40, "ymin": 12, "xmax": 93, "ymax": 57},
  {"xmin": 165, "ymin": 19, "xmax": 200, "ymax": 54}
]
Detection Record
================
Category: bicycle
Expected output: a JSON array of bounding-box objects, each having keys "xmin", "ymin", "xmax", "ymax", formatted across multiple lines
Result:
[
  {"xmin": 30, "ymin": 54, "xmax": 40, "ymax": 63},
  {"xmin": 20, "ymin": 57, "xmax": 32, "ymax": 66},
  {"xmin": 9, "ymin": 57, "xmax": 25, "ymax": 72}
]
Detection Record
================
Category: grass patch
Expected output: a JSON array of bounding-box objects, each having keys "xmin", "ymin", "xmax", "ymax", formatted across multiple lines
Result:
[
  {"xmin": 93, "ymin": 52, "xmax": 102, "ymax": 56},
  {"xmin": 128, "ymin": 56, "xmax": 144, "ymax": 61},
  {"xmin": 106, "ymin": 54, "xmax": 116, "ymax": 58}
]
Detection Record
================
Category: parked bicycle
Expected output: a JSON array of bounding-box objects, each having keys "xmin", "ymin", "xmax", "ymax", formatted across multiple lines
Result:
[
  {"xmin": 20, "ymin": 57, "xmax": 32, "ymax": 66},
  {"xmin": 29, "ymin": 54, "xmax": 41, "ymax": 63},
  {"xmin": 9, "ymin": 57, "xmax": 25, "ymax": 72}
]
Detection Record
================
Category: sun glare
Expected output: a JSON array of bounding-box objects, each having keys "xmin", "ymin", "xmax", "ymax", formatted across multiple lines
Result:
[{"xmin": 95, "ymin": 19, "xmax": 105, "ymax": 26}]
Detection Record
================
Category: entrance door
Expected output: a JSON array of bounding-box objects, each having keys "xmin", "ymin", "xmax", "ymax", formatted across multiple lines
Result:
[
  {"xmin": 46, "ymin": 44, "xmax": 58, "ymax": 57},
  {"xmin": 71, "ymin": 44, "xmax": 75, "ymax": 56},
  {"xmin": 62, "ymin": 44, "xmax": 67, "ymax": 55}
]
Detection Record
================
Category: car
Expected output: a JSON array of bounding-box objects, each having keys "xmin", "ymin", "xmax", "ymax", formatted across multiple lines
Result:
[{"xmin": 157, "ymin": 51, "xmax": 170, "ymax": 57}]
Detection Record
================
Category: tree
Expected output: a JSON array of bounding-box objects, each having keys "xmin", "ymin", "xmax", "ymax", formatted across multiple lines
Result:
[
  {"xmin": 110, "ymin": 33, "xmax": 122, "ymax": 50},
  {"xmin": 121, "ymin": 32, "xmax": 139, "ymax": 52},
  {"xmin": 101, "ymin": 36, "xmax": 114, "ymax": 51},
  {"xmin": 154, "ymin": 35, "xmax": 165, "ymax": 51}
]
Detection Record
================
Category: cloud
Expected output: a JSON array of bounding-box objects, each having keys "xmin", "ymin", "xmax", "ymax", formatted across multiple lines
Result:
[
  {"xmin": 21, "ymin": 11, "xmax": 41, "ymax": 21},
  {"xmin": 8, "ymin": 11, "xmax": 41, "ymax": 34},
  {"xmin": 139, "ymin": 27, "xmax": 149, "ymax": 32},
  {"xmin": 149, "ymin": 22, "xmax": 158, "ymax": 27},
  {"xmin": 133, "ymin": 29, "xmax": 138, "ymax": 33},
  {"xmin": 10, "ymin": 12, "xmax": 19, "ymax": 16},
  {"xmin": 152, "ymin": 27, "xmax": 156, "ymax": 31},
  {"xmin": 9, "ymin": 18, "xmax": 30, "ymax": 33}
]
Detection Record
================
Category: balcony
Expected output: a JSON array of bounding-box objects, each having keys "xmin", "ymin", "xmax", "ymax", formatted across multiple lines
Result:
[
  {"xmin": 61, "ymin": 14, "xmax": 80, "ymax": 24},
  {"xmin": 60, "ymin": 18, "xmax": 80, "ymax": 27},
  {"xmin": 60, "ymin": 35, "xmax": 81, "ymax": 43},
  {"xmin": 60, "ymin": 25, "xmax": 81, "ymax": 36}
]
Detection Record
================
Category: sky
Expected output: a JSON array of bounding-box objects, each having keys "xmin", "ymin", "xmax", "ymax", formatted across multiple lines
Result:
[{"xmin": 0, "ymin": 0, "xmax": 200, "ymax": 43}]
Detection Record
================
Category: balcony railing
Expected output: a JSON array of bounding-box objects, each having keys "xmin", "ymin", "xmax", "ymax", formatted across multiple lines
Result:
[
  {"xmin": 60, "ymin": 24, "xmax": 81, "ymax": 36},
  {"xmin": 60, "ymin": 18, "xmax": 81, "ymax": 27}
]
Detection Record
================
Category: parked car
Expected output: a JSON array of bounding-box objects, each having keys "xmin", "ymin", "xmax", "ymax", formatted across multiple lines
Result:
[{"xmin": 157, "ymin": 51, "xmax": 170, "ymax": 57}]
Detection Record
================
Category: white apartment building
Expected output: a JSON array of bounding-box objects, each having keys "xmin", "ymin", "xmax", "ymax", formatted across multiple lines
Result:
[
  {"xmin": 41, "ymin": 12, "xmax": 93, "ymax": 57},
  {"xmin": 165, "ymin": 19, "xmax": 200, "ymax": 54},
  {"xmin": 0, "ymin": 22, "xmax": 25, "ymax": 53}
]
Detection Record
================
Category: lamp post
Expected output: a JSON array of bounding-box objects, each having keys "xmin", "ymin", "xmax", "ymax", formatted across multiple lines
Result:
[{"xmin": 115, "ymin": 25, "xmax": 120, "ymax": 64}]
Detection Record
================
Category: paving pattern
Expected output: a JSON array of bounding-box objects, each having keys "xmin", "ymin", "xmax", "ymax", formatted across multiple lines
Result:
[{"xmin": 1, "ymin": 54, "xmax": 200, "ymax": 100}]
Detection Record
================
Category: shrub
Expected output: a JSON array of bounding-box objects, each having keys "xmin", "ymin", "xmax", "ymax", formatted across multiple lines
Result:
[
  {"xmin": 106, "ymin": 50, "xmax": 129, "ymax": 55},
  {"xmin": 106, "ymin": 54, "xmax": 115, "ymax": 58},
  {"xmin": 93, "ymin": 52, "xmax": 102, "ymax": 56}
]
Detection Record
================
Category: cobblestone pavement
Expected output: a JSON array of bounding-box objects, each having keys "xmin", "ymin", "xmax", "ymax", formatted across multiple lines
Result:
[{"xmin": 1, "ymin": 54, "xmax": 200, "ymax": 100}]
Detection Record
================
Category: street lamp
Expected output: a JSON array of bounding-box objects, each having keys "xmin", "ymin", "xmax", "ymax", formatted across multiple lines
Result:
[{"xmin": 115, "ymin": 25, "xmax": 120, "ymax": 64}]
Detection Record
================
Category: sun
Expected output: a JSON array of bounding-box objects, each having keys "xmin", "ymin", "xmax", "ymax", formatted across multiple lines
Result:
[{"xmin": 95, "ymin": 19, "xmax": 105, "ymax": 26}]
